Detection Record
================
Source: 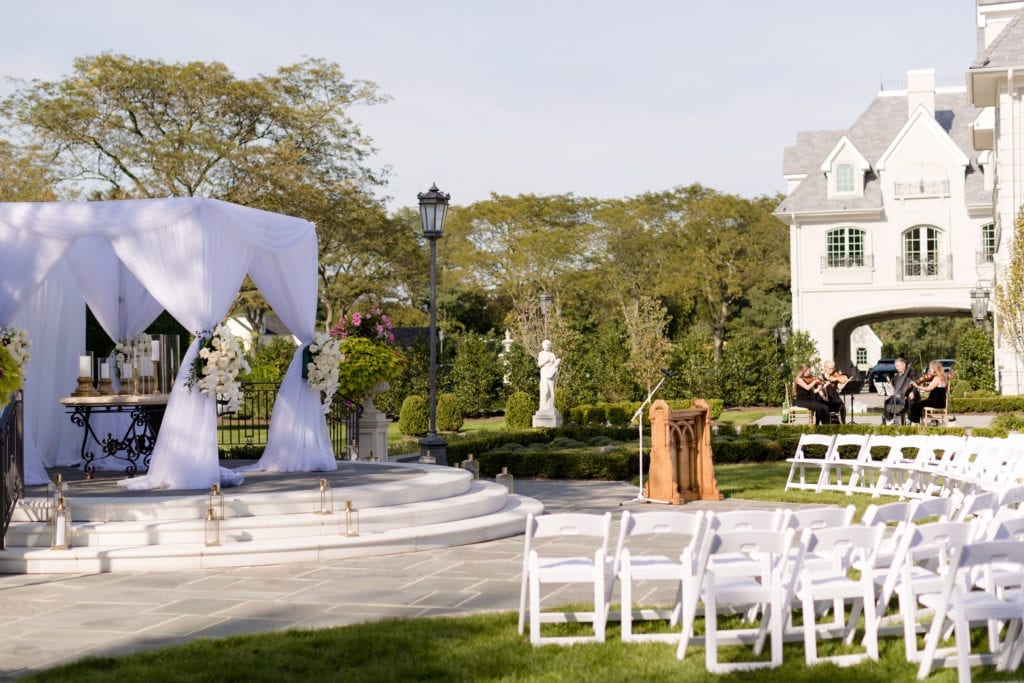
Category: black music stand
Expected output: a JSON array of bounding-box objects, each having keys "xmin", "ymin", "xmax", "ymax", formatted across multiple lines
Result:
[{"xmin": 840, "ymin": 380, "xmax": 865, "ymax": 424}]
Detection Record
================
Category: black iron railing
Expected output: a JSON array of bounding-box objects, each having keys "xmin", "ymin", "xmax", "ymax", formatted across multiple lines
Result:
[
  {"xmin": 1, "ymin": 391, "xmax": 24, "ymax": 550},
  {"xmin": 217, "ymin": 382, "xmax": 360, "ymax": 458}
]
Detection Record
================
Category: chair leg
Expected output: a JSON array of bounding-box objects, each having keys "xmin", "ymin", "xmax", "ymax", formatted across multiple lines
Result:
[
  {"xmin": 802, "ymin": 593, "xmax": 819, "ymax": 665},
  {"xmin": 529, "ymin": 572, "xmax": 542, "ymax": 645},
  {"xmin": 620, "ymin": 570, "xmax": 633, "ymax": 641},
  {"xmin": 518, "ymin": 567, "xmax": 529, "ymax": 635},
  {"xmin": 593, "ymin": 571, "xmax": 606, "ymax": 642}
]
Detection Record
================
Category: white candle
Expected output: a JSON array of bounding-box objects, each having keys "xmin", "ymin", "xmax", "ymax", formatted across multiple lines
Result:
[
  {"xmin": 142, "ymin": 357, "xmax": 153, "ymax": 376},
  {"xmin": 121, "ymin": 363, "xmax": 133, "ymax": 379},
  {"xmin": 78, "ymin": 355, "xmax": 92, "ymax": 378},
  {"xmin": 151, "ymin": 339, "xmax": 160, "ymax": 362},
  {"xmin": 100, "ymin": 361, "xmax": 110, "ymax": 380}
]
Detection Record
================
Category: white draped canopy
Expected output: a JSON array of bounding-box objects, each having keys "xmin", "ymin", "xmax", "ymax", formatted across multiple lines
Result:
[{"xmin": 0, "ymin": 198, "xmax": 335, "ymax": 489}]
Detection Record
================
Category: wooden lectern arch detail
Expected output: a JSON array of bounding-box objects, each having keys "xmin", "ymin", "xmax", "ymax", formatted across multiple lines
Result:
[{"xmin": 643, "ymin": 398, "xmax": 723, "ymax": 504}]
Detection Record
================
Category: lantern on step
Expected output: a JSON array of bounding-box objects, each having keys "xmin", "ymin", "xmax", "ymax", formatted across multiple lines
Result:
[
  {"xmin": 204, "ymin": 506, "xmax": 221, "ymax": 547},
  {"xmin": 315, "ymin": 477, "xmax": 333, "ymax": 515},
  {"xmin": 496, "ymin": 467, "xmax": 514, "ymax": 494},
  {"xmin": 343, "ymin": 500, "xmax": 360, "ymax": 537},
  {"xmin": 209, "ymin": 483, "xmax": 225, "ymax": 521},
  {"xmin": 50, "ymin": 496, "xmax": 71, "ymax": 550}
]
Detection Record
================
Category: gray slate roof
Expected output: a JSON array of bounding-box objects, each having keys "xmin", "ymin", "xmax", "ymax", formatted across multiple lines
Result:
[
  {"xmin": 777, "ymin": 90, "xmax": 988, "ymax": 216},
  {"xmin": 973, "ymin": 10, "xmax": 1024, "ymax": 69}
]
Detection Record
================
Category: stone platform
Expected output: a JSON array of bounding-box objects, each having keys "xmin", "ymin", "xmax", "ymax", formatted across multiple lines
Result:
[{"xmin": 2, "ymin": 460, "xmax": 543, "ymax": 574}]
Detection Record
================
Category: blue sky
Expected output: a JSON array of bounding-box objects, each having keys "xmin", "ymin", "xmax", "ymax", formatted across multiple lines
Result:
[{"xmin": 2, "ymin": 1, "xmax": 979, "ymax": 210}]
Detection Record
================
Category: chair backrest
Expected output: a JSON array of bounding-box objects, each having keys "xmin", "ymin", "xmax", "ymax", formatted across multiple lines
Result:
[
  {"xmin": 855, "ymin": 434, "xmax": 904, "ymax": 465},
  {"xmin": 998, "ymin": 484, "xmax": 1024, "ymax": 513},
  {"xmin": 928, "ymin": 435, "xmax": 968, "ymax": 467},
  {"xmin": 523, "ymin": 512, "xmax": 612, "ymax": 563},
  {"xmin": 829, "ymin": 433, "xmax": 871, "ymax": 462},
  {"xmin": 792, "ymin": 433, "xmax": 835, "ymax": 461},
  {"xmin": 709, "ymin": 528, "xmax": 795, "ymax": 572},
  {"xmin": 877, "ymin": 521, "xmax": 973, "ymax": 608},
  {"xmin": 861, "ymin": 500, "xmax": 914, "ymax": 526},
  {"xmin": 954, "ymin": 490, "xmax": 999, "ymax": 524},
  {"xmin": 986, "ymin": 515, "xmax": 1024, "ymax": 542},
  {"xmin": 805, "ymin": 524, "xmax": 885, "ymax": 568},
  {"xmin": 612, "ymin": 510, "xmax": 705, "ymax": 575},
  {"xmin": 788, "ymin": 504, "xmax": 856, "ymax": 532},
  {"xmin": 711, "ymin": 508, "xmax": 791, "ymax": 533},
  {"xmin": 910, "ymin": 496, "xmax": 954, "ymax": 524}
]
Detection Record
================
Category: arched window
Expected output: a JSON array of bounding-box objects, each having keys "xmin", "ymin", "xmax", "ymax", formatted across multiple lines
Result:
[
  {"xmin": 902, "ymin": 225, "xmax": 943, "ymax": 278},
  {"xmin": 825, "ymin": 227, "xmax": 865, "ymax": 268},
  {"xmin": 835, "ymin": 163, "xmax": 855, "ymax": 193}
]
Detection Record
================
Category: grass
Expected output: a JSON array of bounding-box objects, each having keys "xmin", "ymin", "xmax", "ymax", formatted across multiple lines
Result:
[
  {"xmin": 387, "ymin": 415, "xmax": 507, "ymax": 445},
  {"xmin": 25, "ymin": 608, "xmax": 1007, "ymax": 682}
]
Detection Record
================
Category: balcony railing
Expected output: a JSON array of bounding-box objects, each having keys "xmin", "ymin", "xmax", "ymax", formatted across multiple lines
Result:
[
  {"xmin": 1, "ymin": 392, "xmax": 23, "ymax": 550},
  {"xmin": 897, "ymin": 255, "xmax": 953, "ymax": 281},
  {"xmin": 821, "ymin": 255, "xmax": 874, "ymax": 270},
  {"xmin": 217, "ymin": 381, "xmax": 361, "ymax": 458}
]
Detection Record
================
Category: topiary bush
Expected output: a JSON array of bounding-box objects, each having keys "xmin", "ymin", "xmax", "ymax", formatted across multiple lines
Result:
[
  {"xmin": 398, "ymin": 395, "xmax": 429, "ymax": 436},
  {"xmin": 436, "ymin": 392, "xmax": 464, "ymax": 432},
  {"xmin": 504, "ymin": 391, "xmax": 535, "ymax": 429}
]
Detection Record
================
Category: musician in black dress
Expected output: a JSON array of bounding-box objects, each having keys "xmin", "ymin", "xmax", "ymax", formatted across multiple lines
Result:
[
  {"xmin": 794, "ymin": 363, "xmax": 830, "ymax": 425},
  {"xmin": 820, "ymin": 360, "xmax": 847, "ymax": 424},
  {"xmin": 908, "ymin": 360, "xmax": 949, "ymax": 425}
]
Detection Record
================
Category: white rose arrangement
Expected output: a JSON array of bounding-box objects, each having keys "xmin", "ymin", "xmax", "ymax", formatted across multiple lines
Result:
[
  {"xmin": 0, "ymin": 327, "xmax": 31, "ymax": 372},
  {"xmin": 114, "ymin": 333, "xmax": 152, "ymax": 366},
  {"xmin": 304, "ymin": 332, "xmax": 342, "ymax": 414},
  {"xmin": 188, "ymin": 324, "xmax": 250, "ymax": 413}
]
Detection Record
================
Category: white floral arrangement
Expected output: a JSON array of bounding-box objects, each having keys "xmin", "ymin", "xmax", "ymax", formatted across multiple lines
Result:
[
  {"xmin": 305, "ymin": 332, "xmax": 342, "ymax": 414},
  {"xmin": 114, "ymin": 333, "xmax": 152, "ymax": 365},
  {"xmin": 188, "ymin": 324, "xmax": 250, "ymax": 413},
  {"xmin": 0, "ymin": 327, "xmax": 31, "ymax": 372}
]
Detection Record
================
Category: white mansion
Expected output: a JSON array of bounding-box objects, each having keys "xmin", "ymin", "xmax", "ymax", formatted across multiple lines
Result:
[{"xmin": 777, "ymin": 0, "xmax": 1024, "ymax": 394}]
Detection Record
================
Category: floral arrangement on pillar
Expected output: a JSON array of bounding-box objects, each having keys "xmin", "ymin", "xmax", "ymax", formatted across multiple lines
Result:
[
  {"xmin": 187, "ymin": 323, "xmax": 250, "ymax": 412},
  {"xmin": 329, "ymin": 309, "xmax": 404, "ymax": 401},
  {"xmin": 304, "ymin": 332, "xmax": 342, "ymax": 413},
  {"xmin": 0, "ymin": 327, "xmax": 30, "ymax": 409}
]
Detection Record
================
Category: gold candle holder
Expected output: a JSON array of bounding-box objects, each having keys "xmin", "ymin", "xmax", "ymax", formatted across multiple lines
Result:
[
  {"xmin": 204, "ymin": 506, "xmax": 221, "ymax": 547},
  {"xmin": 344, "ymin": 500, "xmax": 360, "ymax": 537},
  {"xmin": 209, "ymin": 483, "xmax": 225, "ymax": 521},
  {"xmin": 315, "ymin": 477, "xmax": 333, "ymax": 515}
]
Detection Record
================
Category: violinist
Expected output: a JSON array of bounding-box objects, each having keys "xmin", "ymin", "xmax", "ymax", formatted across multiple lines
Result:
[
  {"xmin": 794, "ymin": 362, "xmax": 831, "ymax": 425},
  {"xmin": 907, "ymin": 360, "xmax": 949, "ymax": 425},
  {"xmin": 820, "ymin": 360, "xmax": 848, "ymax": 423},
  {"xmin": 882, "ymin": 356, "xmax": 919, "ymax": 425}
]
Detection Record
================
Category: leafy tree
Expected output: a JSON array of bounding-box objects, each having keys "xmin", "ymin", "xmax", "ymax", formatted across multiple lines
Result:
[
  {"xmin": 955, "ymin": 326, "xmax": 996, "ymax": 393},
  {"xmin": 447, "ymin": 334, "xmax": 503, "ymax": 416},
  {"xmin": 0, "ymin": 140, "xmax": 57, "ymax": 201},
  {"xmin": 503, "ymin": 391, "xmax": 535, "ymax": 429},
  {"xmin": 875, "ymin": 317, "xmax": 973, "ymax": 366},
  {"xmin": 996, "ymin": 207, "xmax": 1024, "ymax": 375},
  {"xmin": 500, "ymin": 342, "xmax": 538, "ymax": 399},
  {"xmin": 622, "ymin": 295, "xmax": 673, "ymax": 395},
  {"xmin": 436, "ymin": 392, "xmax": 464, "ymax": 432}
]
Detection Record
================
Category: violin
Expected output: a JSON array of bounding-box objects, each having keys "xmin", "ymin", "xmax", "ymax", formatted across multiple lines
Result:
[
  {"xmin": 825, "ymin": 371, "xmax": 849, "ymax": 385},
  {"xmin": 913, "ymin": 372, "xmax": 938, "ymax": 388}
]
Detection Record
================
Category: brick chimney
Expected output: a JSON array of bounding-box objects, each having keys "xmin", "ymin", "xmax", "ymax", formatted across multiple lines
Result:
[{"xmin": 907, "ymin": 68, "xmax": 935, "ymax": 118}]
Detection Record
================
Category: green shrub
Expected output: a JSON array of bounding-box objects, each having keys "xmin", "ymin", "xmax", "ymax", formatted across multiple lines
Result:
[
  {"xmin": 605, "ymin": 403, "xmax": 631, "ymax": 427},
  {"xmin": 398, "ymin": 395, "xmax": 429, "ymax": 436},
  {"xmin": 583, "ymin": 404, "xmax": 607, "ymax": 425},
  {"xmin": 990, "ymin": 413, "xmax": 1024, "ymax": 431},
  {"xmin": 503, "ymin": 391, "xmax": 535, "ymax": 429},
  {"xmin": 436, "ymin": 392, "xmax": 464, "ymax": 432}
]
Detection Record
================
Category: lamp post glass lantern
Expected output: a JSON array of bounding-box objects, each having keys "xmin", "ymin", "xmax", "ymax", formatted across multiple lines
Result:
[
  {"xmin": 539, "ymin": 293, "xmax": 553, "ymax": 338},
  {"xmin": 418, "ymin": 183, "xmax": 450, "ymax": 465},
  {"xmin": 970, "ymin": 287, "xmax": 990, "ymax": 328}
]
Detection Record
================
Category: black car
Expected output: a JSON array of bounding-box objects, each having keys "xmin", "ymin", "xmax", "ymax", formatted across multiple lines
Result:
[{"xmin": 867, "ymin": 358, "xmax": 897, "ymax": 392}]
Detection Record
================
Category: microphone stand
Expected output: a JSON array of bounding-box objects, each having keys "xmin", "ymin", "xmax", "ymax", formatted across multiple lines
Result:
[{"xmin": 623, "ymin": 374, "xmax": 668, "ymax": 505}]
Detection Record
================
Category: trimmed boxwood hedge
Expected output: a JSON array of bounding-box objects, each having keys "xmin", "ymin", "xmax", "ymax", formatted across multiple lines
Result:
[{"xmin": 949, "ymin": 396, "xmax": 1024, "ymax": 413}]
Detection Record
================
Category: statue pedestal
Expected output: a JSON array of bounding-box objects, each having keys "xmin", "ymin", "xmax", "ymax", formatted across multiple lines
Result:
[
  {"xmin": 357, "ymin": 382, "xmax": 391, "ymax": 461},
  {"xmin": 532, "ymin": 408, "xmax": 562, "ymax": 428}
]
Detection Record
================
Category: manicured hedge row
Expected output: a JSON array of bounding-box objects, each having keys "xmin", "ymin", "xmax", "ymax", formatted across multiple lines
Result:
[
  {"xmin": 566, "ymin": 399, "xmax": 725, "ymax": 427},
  {"xmin": 474, "ymin": 447, "xmax": 640, "ymax": 480},
  {"xmin": 445, "ymin": 426, "xmax": 636, "ymax": 462},
  {"xmin": 949, "ymin": 396, "xmax": 1024, "ymax": 413}
]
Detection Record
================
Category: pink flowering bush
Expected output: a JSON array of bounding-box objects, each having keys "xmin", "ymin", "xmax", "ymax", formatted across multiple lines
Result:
[
  {"xmin": 330, "ymin": 308, "xmax": 395, "ymax": 345},
  {"xmin": 329, "ymin": 309, "xmax": 404, "ymax": 399}
]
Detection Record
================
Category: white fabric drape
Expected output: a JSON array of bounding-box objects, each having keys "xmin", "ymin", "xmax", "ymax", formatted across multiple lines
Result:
[
  {"xmin": 247, "ymin": 233, "xmax": 335, "ymax": 472},
  {"xmin": 13, "ymin": 263, "xmax": 86, "ymax": 469},
  {"xmin": 0, "ymin": 198, "xmax": 318, "ymax": 490}
]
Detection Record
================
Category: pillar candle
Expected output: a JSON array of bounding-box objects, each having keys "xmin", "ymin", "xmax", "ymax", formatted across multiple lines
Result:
[
  {"xmin": 100, "ymin": 361, "xmax": 110, "ymax": 379},
  {"xmin": 121, "ymin": 363, "xmax": 133, "ymax": 379},
  {"xmin": 78, "ymin": 355, "xmax": 92, "ymax": 378},
  {"xmin": 151, "ymin": 339, "xmax": 160, "ymax": 362}
]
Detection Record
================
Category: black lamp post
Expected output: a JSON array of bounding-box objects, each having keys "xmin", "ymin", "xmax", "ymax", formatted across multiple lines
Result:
[{"xmin": 418, "ymin": 183, "xmax": 450, "ymax": 465}]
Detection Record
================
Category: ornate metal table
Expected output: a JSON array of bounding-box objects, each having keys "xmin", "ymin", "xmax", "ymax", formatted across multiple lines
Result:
[{"xmin": 60, "ymin": 395, "xmax": 169, "ymax": 476}]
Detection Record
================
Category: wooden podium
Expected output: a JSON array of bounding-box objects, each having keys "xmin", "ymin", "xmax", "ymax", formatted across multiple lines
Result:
[{"xmin": 644, "ymin": 399, "xmax": 722, "ymax": 504}]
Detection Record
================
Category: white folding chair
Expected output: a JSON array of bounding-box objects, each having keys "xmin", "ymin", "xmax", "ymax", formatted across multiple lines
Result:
[
  {"xmin": 906, "ymin": 435, "xmax": 967, "ymax": 498},
  {"xmin": 708, "ymin": 508, "xmax": 792, "ymax": 578},
  {"xmin": 845, "ymin": 434, "xmax": 906, "ymax": 497},
  {"xmin": 796, "ymin": 524, "xmax": 884, "ymax": 667},
  {"xmin": 518, "ymin": 512, "xmax": 612, "ymax": 646},
  {"xmin": 784, "ymin": 433, "xmax": 836, "ymax": 492},
  {"xmin": 868, "ymin": 435, "xmax": 931, "ymax": 498},
  {"xmin": 680, "ymin": 528, "xmax": 803, "ymax": 673},
  {"xmin": 817, "ymin": 434, "xmax": 871, "ymax": 493},
  {"xmin": 609, "ymin": 510, "xmax": 708, "ymax": 642},
  {"xmin": 954, "ymin": 490, "xmax": 999, "ymax": 527},
  {"xmin": 861, "ymin": 500, "xmax": 916, "ymax": 569},
  {"xmin": 918, "ymin": 540, "xmax": 1024, "ymax": 681},
  {"xmin": 873, "ymin": 521, "xmax": 972, "ymax": 663}
]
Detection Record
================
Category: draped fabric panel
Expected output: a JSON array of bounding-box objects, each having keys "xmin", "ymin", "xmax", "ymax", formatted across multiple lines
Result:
[
  {"xmin": 247, "ymin": 233, "xmax": 335, "ymax": 472},
  {"xmin": 111, "ymin": 211, "xmax": 255, "ymax": 490},
  {"xmin": 13, "ymin": 263, "xmax": 86, "ymax": 469}
]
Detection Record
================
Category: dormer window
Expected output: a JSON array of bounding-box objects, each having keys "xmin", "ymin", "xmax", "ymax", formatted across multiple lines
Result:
[{"xmin": 835, "ymin": 164, "xmax": 855, "ymax": 193}]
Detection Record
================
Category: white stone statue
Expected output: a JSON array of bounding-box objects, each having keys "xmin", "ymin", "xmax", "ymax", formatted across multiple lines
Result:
[{"xmin": 537, "ymin": 339, "xmax": 560, "ymax": 412}]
